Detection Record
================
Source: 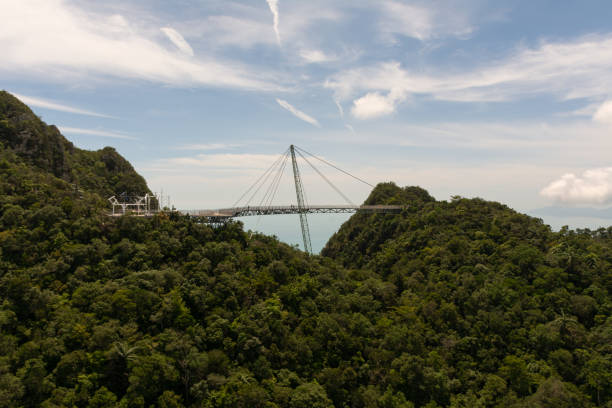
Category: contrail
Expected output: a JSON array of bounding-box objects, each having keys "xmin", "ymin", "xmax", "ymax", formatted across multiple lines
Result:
[
  {"xmin": 334, "ymin": 99, "xmax": 344, "ymax": 118},
  {"xmin": 266, "ymin": 0, "xmax": 280, "ymax": 45},
  {"xmin": 276, "ymin": 98, "xmax": 320, "ymax": 127}
]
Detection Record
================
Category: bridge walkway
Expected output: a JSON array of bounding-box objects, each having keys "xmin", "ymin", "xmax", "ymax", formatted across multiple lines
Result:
[{"xmin": 181, "ymin": 204, "xmax": 405, "ymax": 223}]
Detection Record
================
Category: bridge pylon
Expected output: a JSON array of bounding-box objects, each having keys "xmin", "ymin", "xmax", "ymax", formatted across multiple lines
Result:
[{"xmin": 290, "ymin": 145, "xmax": 313, "ymax": 254}]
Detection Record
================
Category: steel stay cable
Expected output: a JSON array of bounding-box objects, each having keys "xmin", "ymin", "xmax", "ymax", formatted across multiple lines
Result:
[
  {"xmin": 258, "ymin": 150, "xmax": 288, "ymax": 209},
  {"xmin": 266, "ymin": 153, "xmax": 289, "ymax": 209},
  {"xmin": 258, "ymin": 153, "xmax": 289, "ymax": 225},
  {"xmin": 295, "ymin": 146, "xmax": 374, "ymax": 188},
  {"xmin": 296, "ymin": 150, "xmax": 355, "ymax": 206},
  {"xmin": 239, "ymin": 148, "xmax": 289, "ymax": 208},
  {"xmin": 246, "ymin": 157, "xmax": 281, "ymax": 208},
  {"xmin": 247, "ymin": 148, "xmax": 289, "ymax": 207},
  {"xmin": 232, "ymin": 147, "xmax": 288, "ymax": 208},
  {"xmin": 256, "ymin": 151, "xmax": 289, "ymax": 226},
  {"xmin": 297, "ymin": 149, "xmax": 354, "ymax": 206},
  {"xmin": 232, "ymin": 161, "xmax": 275, "ymax": 208},
  {"xmin": 259, "ymin": 157, "xmax": 284, "ymax": 211}
]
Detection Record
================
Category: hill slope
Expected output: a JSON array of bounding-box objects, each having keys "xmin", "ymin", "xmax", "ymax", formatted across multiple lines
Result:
[
  {"xmin": 323, "ymin": 182, "xmax": 612, "ymax": 406},
  {"xmin": 0, "ymin": 90, "xmax": 148, "ymax": 199},
  {"xmin": 0, "ymin": 96, "xmax": 611, "ymax": 407}
]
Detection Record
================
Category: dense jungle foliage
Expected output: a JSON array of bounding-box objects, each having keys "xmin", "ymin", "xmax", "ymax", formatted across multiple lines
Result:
[
  {"xmin": 0, "ymin": 91, "xmax": 148, "ymax": 198},
  {"xmin": 1, "ymin": 92, "xmax": 611, "ymax": 407}
]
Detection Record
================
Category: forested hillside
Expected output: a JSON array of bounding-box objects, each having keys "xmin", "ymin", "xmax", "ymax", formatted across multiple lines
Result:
[
  {"xmin": 324, "ymin": 182, "xmax": 612, "ymax": 407},
  {"xmin": 0, "ymin": 91, "xmax": 148, "ymax": 199},
  {"xmin": 0, "ymin": 93, "xmax": 611, "ymax": 407}
]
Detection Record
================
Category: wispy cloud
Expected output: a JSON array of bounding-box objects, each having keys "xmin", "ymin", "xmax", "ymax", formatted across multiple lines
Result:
[
  {"xmin": 190, "ymin": 15, "xmax": 276, "ymax": 49},
  {"xmin": 378, "ymin": 0, "xmax": 475, "ymax": 42},
  {"xmin": 163, "ymin": 153, "xmax": 282, "ymax": 170},
  {"xmin": 266, "ymin": 0, "xmax": 281, "ymax": 45},
  {"xmin": 562, "ymin": 102, "xmax": 601, "ymax": 118},
  {"xmin": 334, "ymin": 99, "xmax": 344, "ymax": 118},
  {"xmin": 161, "ymin": 27, "xmax": 194, "ymax": 57},
  {"xmin": 593, "ymin": 100, "xmax": 612, "ymax": 124},
  {"xmin": 0, "ymin": 0, "xmax": 280, "ymax": 91},
  {"xmin": 180, "ymin": 2, "xmax": 340, "ymax": 51},
  {"xmin": 12, "ymin": 93, "xmax": 111, "ymax": 118},
  {"xmin": 299, "ymin": 49, "xmax": 336, "ymax": 64},
  {"xmin": 313, "ymin": 120, "xmax": 612, "ymax": 167},
  {"xmin": 59, "ymin": 127, "xmax": 137, "ymax": 140},
  {"xmin": 326, "ymin": 34, "xmax": 612, "ymax": 118},
  {"xmin": 175, "ymin": 143, "xmax": 242, "ymax": 151},
  {"xmin": 276, "ymin": 98, "xmax": 320, "ymax": 127},
  {"xmin": 541, "ymin": 168, "xmax": 612, "ymax": 205}
]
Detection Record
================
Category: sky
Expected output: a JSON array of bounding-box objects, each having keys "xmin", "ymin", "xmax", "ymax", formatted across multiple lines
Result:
[{"xmin": 4, "ymin": 0, "xmax": 612, "ymax": 251}]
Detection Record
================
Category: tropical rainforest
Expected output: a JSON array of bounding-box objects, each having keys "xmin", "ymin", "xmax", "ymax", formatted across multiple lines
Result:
[{"xmin": 0, "ymin": 90, "xmax": 611, "ymax": 407}]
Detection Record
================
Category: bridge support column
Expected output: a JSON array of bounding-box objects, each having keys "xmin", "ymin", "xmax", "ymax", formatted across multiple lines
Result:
[{"xmin": 290, "ymin": 145, "xmax": 312, "ymax": 254}]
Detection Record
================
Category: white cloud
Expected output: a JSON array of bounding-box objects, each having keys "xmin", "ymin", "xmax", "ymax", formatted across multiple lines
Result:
[
  {"xmin": 181, "ymin": 2, "xmax": 341, "ymax": 51},
  {"xmin": 379, "ymin": 2, "xmax": 434, "ymax": 41},
  {"xmin": 167, "ymin": 153, "xmax": 280, "ymax": 169},
  {"xmin": 150, "ymin": 152, "xmax": 288, "ymax": 186},
  {"xmin": 278, "ymin": 2, "xmax": 343, "ymax": 43},
  {"xmin": 191, "ymin": 15, "xmax": 276, "ymax": 48},
  {"xmin": 275, "ymin": 98, "xmax": 320, "ymax": 127},
  {"xmin": 345, "ymin": 124, "xmax": 355, "ymax": 134},
  {"xmin": 563, "ymin": 102, "xmax": 601, "ymax": 118},
  {"xmin": 351, "ymin": 93, "xmax": 395, "ymax": 119},
  {"xmin": 0, "ymin": 0, "xmax": 279, "ymax": 91},
  {"xmin": 379, "ymin": 0, "xmax": 474, "ymax": 42},
  {"xmin": 593, "ymin": 100, "xmax": 612, "ymax": 124},
  {"xmin": 160, "ymin": 27, "xmax": 194, "ymax": 57},
  {"xmin": 307, "ymin": 119, "xmax": 612, "ymax": 169},
  {"xmin": 334, "ymin": 99, "xmax": 344, "ymax": 118},
  {"xmin": 299, "ymin": 49, "xmax": 336, "ymax": 64},
  {"xmin": 326, "ymin": 35, "xmax": 612, "ymax": 116},
  {"xmin": 541, "ymin": 168, "xmax": 612, "ymax": 205},
  {"xmin": 59, "ymin": 127, "xmax": 137, "ymax": 140},
  {"xmin": 266, "ymin": 0, "xmax": 281, "ymax": 45},
  {"xmin": 175, "ymin": 143, "xmax": 242, "ymax": 150},
  {"xmin": 351, "ymin": 89, "xmax": 407, "ymax": 119},
  {"xmin": 11, "ymin": 93, "xmax": 112, "ymax": 118}
]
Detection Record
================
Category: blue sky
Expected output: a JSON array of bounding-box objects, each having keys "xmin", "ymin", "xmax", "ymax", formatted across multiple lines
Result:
[{"xmin": 4, "ymin": 0, "xmax": 612, "ymax": 249}]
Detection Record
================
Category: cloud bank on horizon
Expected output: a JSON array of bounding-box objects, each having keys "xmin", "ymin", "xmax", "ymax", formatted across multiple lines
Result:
[
  {"xmin": 541, "ymin": 168, "xmax": 612, "ymax": 206},
  {"xmin": 3, "ymin": 0, "xmax": 612, "ymax": 211}
]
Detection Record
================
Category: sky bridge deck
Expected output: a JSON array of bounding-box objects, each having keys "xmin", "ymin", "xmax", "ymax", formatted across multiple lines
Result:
[{"xmin": 181, "ymin": 204, "xmax": 405, "ymax": 222}]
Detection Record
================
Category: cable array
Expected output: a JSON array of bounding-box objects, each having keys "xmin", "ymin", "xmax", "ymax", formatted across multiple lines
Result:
[
  {"xmin": 233, "ymin": 145, "xmax": 373, "ymax": 209},
  {"xmin": 296, "ymin": 149, "xmax": 354, "ymax": 206},
  {"xmin": 294, "ymin": 146, "xmax": 374, "ymax": 188},
  {"xmin": 232, "ymin": 148, "xmax": 289, "ymax": 208},
  {"xmin": 231, "ymin": 144, "xmax": 374, "ymax": 253}
]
